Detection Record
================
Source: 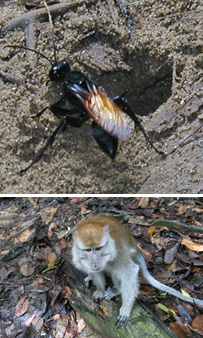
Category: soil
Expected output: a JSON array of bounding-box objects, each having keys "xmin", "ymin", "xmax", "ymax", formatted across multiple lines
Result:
[{"xmin": 0, "ymin": 0, "xmax": 202, "ymax": 194}]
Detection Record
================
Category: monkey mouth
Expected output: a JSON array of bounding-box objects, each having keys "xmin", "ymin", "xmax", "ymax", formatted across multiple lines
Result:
[{"xmin": 90, "ymin": 266, "xmax": 103, "ymax": 272}]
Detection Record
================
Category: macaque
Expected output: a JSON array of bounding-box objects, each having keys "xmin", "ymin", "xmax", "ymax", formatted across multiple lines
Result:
[{"xmin": 72, "ymin": 216, "xmax": 203, "ymax": 327}]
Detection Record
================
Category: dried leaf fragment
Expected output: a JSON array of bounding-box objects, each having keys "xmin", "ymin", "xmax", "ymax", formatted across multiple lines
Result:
[
  {"xmin": 20, "ymin": 263, "xmax": 34, "ymax": 276},
  {"xmin": 192, "ymin": 315, "xmax": 203, "ymax": 331},
  {"xmin": 62, "ymin": 286, "xmax": 72, "ymax": 298},
  {"xmin": 170, "ymin": 321, "xmax": 192, "ymax": 338},
  {"xmin": 138, "ymin": 197, "xmax": 150, "ymax": 208},
  {"xmin": 15, "ymin": 296, "xmax": 29, "ymax": 317},
  {"xmin": 48, "ymin": 252, "xmax": 57, "ymax": 267},
  {"xmin": 181, "ymin": 238, "xmax": 203, "ymax": 252},
  {"xmin": 14, "ymin": 228, "xmax": 35, "ymax": 244},
  {"xmin": 69, "ymin": 197, "xmax": 88, "ymax": 204}
]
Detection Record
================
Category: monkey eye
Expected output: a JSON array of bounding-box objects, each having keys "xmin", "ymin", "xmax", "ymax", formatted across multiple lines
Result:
[
  {"xmin": 84, "ymin": 246, "xmax": 103, "ymax": 252},
  {"xmin": 85, "ymin": 248, "xmax": 92, "ymax": 252},
  {"xmin": 95, "ymin": 246, "xmax": 103, "ymax": 251}
]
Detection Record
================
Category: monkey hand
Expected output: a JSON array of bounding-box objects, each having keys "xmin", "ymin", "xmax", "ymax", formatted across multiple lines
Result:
[
  {"xmin": 84, "ymin": 275, "xmax": 92, "ymax": 287},
  {"xmin": 105, "ymin": 287, "xmax": 120, "ymax": 300},
  {"xmin": 116, "ymin": 314, "xmax": 129, "ymax": 328},
  {"xmin": 116, "ymin": 306, "xmax": 131, "ymax": 328},
  {"xmin": 92, "ymin": 290, "xmax": 104, "ymax": 302}
]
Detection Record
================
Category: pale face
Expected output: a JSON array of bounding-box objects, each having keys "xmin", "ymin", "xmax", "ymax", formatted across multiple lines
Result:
[{"xmin": 72, "ymin": 226, "xmax": 117, "ymax": 273}]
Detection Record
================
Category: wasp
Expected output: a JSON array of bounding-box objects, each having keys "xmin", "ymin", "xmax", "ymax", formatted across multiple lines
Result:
[{"xmin": 5, "ymin": 45, "xmax": 166, "ymax": 174}]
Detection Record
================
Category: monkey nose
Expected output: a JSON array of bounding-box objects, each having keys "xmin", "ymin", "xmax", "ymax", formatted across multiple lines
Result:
[
  {"xmin": 93, "ymin": 261, "xmax": 99, "ymax": 269},
  {"xmin": 92, "ymin": 259, "xmax": 100, "ymax": 270}
]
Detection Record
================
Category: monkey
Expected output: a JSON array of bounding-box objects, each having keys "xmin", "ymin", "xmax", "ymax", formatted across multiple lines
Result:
[{"xmin": 71, "ymin": 216, "xmax": 203, "ymax": 328}]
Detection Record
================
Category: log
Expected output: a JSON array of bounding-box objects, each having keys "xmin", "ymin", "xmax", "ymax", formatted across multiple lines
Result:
[{"xmin": 62, "ymin": 253, "xmax": 176, "ymax": 338}]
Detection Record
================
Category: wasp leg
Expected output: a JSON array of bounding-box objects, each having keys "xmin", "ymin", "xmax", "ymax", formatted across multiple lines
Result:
[
  {"xmin": 19, "ymin": 98, "xmax": 89, "ymax": 174},
  {"xmin": 50, "ymin": 101, "xmax": 88, "ymax": 127},
  {"xmin": 19, "ymin": 105, "xmax": 88, "ymax": 175},
  {"xmin": 92, "ymin": 121, "xmax": 118, "ymax": 159},
  {"xmin": 32, "ymin": 98, "xmax": 73, "ymax": 118},
  {"xmin": 113, "ymin": 96, "xmax": 166, "ymax": 157},
  {"xmin": 32, "ymin": 106, "xmax": 50, "ymax": 118},
  {"xmin": 19, "ymin": 116, "xmax": 68, "ymax": 175}
]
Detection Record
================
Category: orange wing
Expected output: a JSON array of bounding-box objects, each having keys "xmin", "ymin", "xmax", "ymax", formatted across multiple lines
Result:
[{"xmin": 69, "ymin": 83, "xmax": 132, "ymax": 141}]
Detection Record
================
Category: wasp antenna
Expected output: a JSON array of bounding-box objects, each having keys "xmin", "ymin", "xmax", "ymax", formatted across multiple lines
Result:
[{"xmin": 4, "ymin": 45, "xmax": 54, "ymax": 66}]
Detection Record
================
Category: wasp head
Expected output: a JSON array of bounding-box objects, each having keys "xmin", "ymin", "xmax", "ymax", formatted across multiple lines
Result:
[{"xmin": 49, "ymin": 61, "xmax": 71, "ymax": 81}]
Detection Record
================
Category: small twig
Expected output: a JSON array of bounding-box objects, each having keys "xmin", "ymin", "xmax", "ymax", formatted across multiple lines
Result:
[
  {"xmin": 43, "ymin": 0, "xmax": 57, "ymax": 61},
  {"xmin": 3, "ymin": 0, "xmax": 93, "ymax": 31},
  {"xmin": 44, "ymin": 0, "xmax": 54, "ymax": 26}
]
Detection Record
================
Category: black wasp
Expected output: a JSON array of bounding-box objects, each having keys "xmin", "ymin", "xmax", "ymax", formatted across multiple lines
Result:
[{"xmin": 5, "ymin": 45, "xmax": 166, "ymax": 174}]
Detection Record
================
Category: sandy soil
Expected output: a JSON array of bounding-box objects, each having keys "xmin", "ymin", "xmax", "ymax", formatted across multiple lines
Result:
[{"xmin": 0, "ymin": 0, "xmax": 202, "ymax": 194}]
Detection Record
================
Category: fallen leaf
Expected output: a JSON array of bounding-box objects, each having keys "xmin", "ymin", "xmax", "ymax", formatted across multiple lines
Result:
[
  {"xmin": 15, "ymin": 296, "xmax": 29, "ymax": 317},
  {"xmin": 194, "ymin": 207, "xmax": 203, "ymax": 214},
  {"xmin": 53, "ymin": 314, "xmax": 61, "ymax": 320},
  {"xmin": 177, "ymin": 252, "xmax": 203, "ymax": 266},
  {"xmin": 28, "ymin": 197, "xmax": 39, "ymax": 205},
  {"xmin": 157, "ymin": 303, "xmax": 176, "ymax": 316},
  {"xmin": 48, "ymin": 222, "xmax": 57, "ymax": 237},
  {"xmin": 32, "ymin": 316, "xmax": 43, "ymax": 332},
  {"xmin": 180, "ymin": 288, "xmax": 192, "ymax": 298},
  {"xmin": 178, "ymin": 305, "xmax": 192, "ymax": 324},
  {"xmin": 100, "ymin": 301, "xmax": 113, "ymax": 318},
  {"xmin": 137, "ymin": 244, "xmax": 152, "ymax": 261},
  {"xmin": 14, "ymin": 228, "xmax": 35, "ymax": 244},
  {"xmin": 77, "ymin": 316, "xmax": 86, "ymax": 334},
  {"xmin": 25, "ymin": 314, "xmax": 36, "ymax": 326},
  {"xmin": 0, "ymin": 267, "xmax": 15, "ymax": 281},
  {"xmin": 170, "ymin": 321, "xmax": 192, "ymax": 338},
  {"xmin": 44, "ymin": 206, "xmax": 59, "ymax": 225},
  {"xmin": 81, "ymin": 206, "xmax": 92, "ymax": 215},
  {"xmin": 59, "ymin": 238, "xmax": 67, "ymax": 250},
  {"xmin": 20, "ymin": 263, "xmax": 34, "ymax": 277},
  {"xmin": 148, "ymin": 225, "xmax": 154, "ymax": 240},
  {"xmin": 138, "ymin": 197, "xmax": 149, "ymax": 208},
  {"xmin": 192, "ymin": 315, "xmax": 203, "ymax": 330},
  {"xmin": 30, "ymin": 277, "xmax": 44, "ymax": 286},
  {"xmin": 164, "ymin": 240, "xmax": 181, "ymax": 264},
  {"xmin": 57, "ymin": 228, "xmax": 70, "ymax": 240},
  {"xmin": 62, "ymin": 286, "xmax": 72, "ymax": 298},
  {"xmin": 178, "ymin": 205, "xmax": 189, "ymax": 215},
  {"xmin": 48, "ymin": 252, "xmax": 57, "ymax": 267},
  {"xmin": 181, "ymin": 238, "xmax": 203, "ymax": 252},
  {"xmin": 56, "ymin": 316, "xmax": 69, "ymax": 338},
  {"xmin": 69, "ymin": 197, "xmax": 88, "ymax": 204}
]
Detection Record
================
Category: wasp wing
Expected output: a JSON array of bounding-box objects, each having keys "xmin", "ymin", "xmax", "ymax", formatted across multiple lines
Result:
[{"xmin": 68, "ymin": 83, "xmax": 131, "ymax": 141}]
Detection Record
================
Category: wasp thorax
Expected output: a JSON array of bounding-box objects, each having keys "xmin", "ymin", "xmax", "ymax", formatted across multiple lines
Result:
[{"xmin": 49, "ymin": 61, "xmax": 71, "ymax": 81}]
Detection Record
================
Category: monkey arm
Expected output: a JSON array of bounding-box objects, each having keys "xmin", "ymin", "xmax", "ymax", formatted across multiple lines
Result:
[
  {"xmin": 136, "ymin": 249, "xmax": 203, "ymax": 306},
  {"xmin": 114, "ymin": 261, "xmax": 140, "ymax": 328},
  {"xmin": 88, "ymin": 272, "xmax": 106, "ymax": 302}
]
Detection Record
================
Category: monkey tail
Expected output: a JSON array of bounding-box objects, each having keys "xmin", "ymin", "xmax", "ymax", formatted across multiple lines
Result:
[{"xmin": 136, "ymin": 249, "xmax": 203, "ymax": 306}]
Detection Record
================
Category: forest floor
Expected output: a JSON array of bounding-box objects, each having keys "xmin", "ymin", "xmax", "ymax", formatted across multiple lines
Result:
[{"xmin": 0, "ymin": 197, "xmax": 203, "ymax": 337}]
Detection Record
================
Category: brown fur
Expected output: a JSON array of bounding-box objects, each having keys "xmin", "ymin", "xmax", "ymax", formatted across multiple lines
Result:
[{"xmin": 76, "ymin": 216, "xmax": 137, "ymax": 258}]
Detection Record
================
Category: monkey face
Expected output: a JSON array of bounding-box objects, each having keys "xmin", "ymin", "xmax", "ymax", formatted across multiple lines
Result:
[
  {"xmin": 72, "ymin": 225, "xmax": 117, "ymax": 273},
  {"xmin": 73, "ymin": 241, "xmax": 112, "ymax": 273}
]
